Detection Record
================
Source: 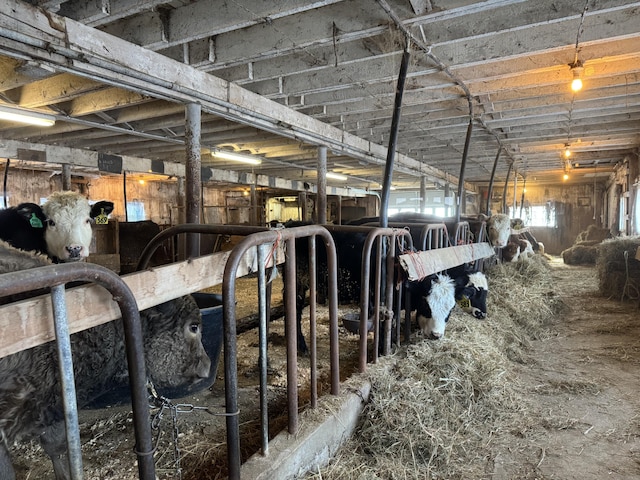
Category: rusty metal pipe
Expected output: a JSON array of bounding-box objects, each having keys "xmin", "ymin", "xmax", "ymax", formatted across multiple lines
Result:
[
  {"xmin": 136, "ymin": 224, "xmax": 268, "ymax": 271},
  {"xmin": 50, "ymin": 284, "xmax": 83, "ymax": 479},
  {"xmin": 284, "ymin": 236, "xmax": 299, "ymax": 433},
  {"xmin": 256, "ymin": 244, "xmax": 270, "ymax": 455},
  {"xmin": 486, "ymin": 148, "xmax": 501, "ymax": 215},
  {"xmin": 309, "ymin": 235, "xmax": 318, "ymax": 408}
]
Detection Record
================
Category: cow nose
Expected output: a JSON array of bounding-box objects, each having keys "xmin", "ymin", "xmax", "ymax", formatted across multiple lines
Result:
[
  {"xmin": 475, "ymin": 311, "xmax": 487, "ymax": 319},
  {"xmin": 429, "ymin": 331, "xmax": 443, "ymax": 340},
  {"xmin": 66, "ymin": 245, "xmax": 83, "ymax": 258}
]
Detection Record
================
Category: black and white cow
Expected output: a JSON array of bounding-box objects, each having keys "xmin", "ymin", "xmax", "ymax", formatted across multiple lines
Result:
[
  {"xmin": 0, "ymin": 191, "xmax": 114, "ymax": 262},
  {"xmin": 405, "ymin": 273, "xmax": 457, "ymax": 339},
  {"xmin": 448, "ymin": 265, "xmax": 489, "ymax": 319}
]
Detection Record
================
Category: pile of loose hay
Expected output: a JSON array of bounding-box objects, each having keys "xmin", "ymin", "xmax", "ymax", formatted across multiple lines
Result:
[
  {"xmin": 596, "ymin": 236, "xmax": 640, "ymax": 300},
  {"xmin": 311, "ymin": 255, "xmax": 566, "ymax": 479}
]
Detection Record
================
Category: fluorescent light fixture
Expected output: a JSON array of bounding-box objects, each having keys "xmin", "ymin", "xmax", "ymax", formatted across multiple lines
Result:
[
  {"xmin": 326, "ymin": 172, "xmax": 347, "ymax": 181},
  {"xmin": 0, "ymin": 105, "xmax": 55, "ymax": 127},
  {"xmin": 211, "ymin": 149, "xmax": 262, "ymax": 165}
]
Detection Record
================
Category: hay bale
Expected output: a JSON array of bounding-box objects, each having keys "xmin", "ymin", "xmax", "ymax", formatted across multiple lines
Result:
[
  {"xmin": 576, "ymin": 225, "xmax": 610, "ymax": 244},
  {"xmin": 562, "ymin": 244, "xmax": 599, "ymax": 265},
  {"xmin": 596, "ymin": 237, "xmax": 640, "ymax": 299}
]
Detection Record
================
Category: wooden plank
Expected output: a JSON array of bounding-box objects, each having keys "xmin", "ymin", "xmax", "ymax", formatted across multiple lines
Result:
[
  {"xmin": 0, "ymin": 243, "xmax": 284, "ymax": 359},
  {"xmin": 398, "ymin": 243, "xmax": 495, "ymax": 281}
]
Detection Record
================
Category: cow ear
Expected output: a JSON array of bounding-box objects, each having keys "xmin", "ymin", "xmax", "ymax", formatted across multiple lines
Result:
[
  {"xmin": 90, "ymin": 201, "xmax": 114, "ymax": 218},
  {"xmin": 456, "ymin": 285, "xmax": 475, "ymax": 300},
  {"xmin": 17, "ymin": 203, "xmax": 46, "ymax": 228}
]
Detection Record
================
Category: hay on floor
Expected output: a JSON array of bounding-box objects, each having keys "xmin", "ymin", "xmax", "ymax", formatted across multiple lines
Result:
[
  {"xmin": 312, "ymin": 255, "xmax": 566, "ymax": 479},
  {"xmin": 596, "ymin": 237, "xmax": 640, "ymax": 300}
]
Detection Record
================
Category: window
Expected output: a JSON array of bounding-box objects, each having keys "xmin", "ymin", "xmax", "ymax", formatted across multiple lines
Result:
[
  {"xmin": 126, "ymin": 201, "xmax": 146, "ymax": 221},
  {"xmin": 527, "ymin": 203, "xmax": 556, "ymax": 227}
]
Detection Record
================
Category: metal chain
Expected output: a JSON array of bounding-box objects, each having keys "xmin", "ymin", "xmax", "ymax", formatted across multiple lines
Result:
[{"xmin": 146, "ymin": 380, "xmax": 235, "ymax": 479}]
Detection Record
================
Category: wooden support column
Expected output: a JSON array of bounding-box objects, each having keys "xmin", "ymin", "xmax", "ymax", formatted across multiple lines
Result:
[
  {"xmin": 185, "ymin": 103, "xmax": 201, "ymax": 257},
  {"xmin": 420, "ymin": 176, "xmax": 427, "ymax": 213},
  {"xmin": 317, "ymin": 146, "xmax": 327, "ymax": 224}
]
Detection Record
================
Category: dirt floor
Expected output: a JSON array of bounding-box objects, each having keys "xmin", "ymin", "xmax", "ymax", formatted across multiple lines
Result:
[
  {"xmin": 8, "ymin": 256, "xmax": 640, "ymax": 479},
  {"xmin": 489, "ymin": 257, "xmax": 640, "ymax": 479}
]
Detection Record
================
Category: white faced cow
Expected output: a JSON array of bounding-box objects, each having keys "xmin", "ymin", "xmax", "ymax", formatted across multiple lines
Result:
[
  {"xmin": 0, "ymin": 191, "xmax": 113, "ymax": 262},
  {"xmin": 407, "ymin": 273, "xmax": 457, "ymax": 339},
  {"xmin": 485, "ymin": 213, "xmax": 511, "ymax": 248}
]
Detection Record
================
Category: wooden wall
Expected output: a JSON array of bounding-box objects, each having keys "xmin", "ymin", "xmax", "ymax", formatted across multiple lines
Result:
[
  {"xmin": 484, "ymin": 181, "xmax": 607, "ymax": 255},
  {"xmin": 0, "ymin": 168, "xmax": 378, "ymax": 228}
]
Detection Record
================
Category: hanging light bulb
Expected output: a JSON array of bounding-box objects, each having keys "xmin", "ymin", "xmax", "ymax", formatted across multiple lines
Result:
[
  {"xmin": 564, "ymin": 144, "xmax": 571, "ymax": 158},
  {"xmin": 570, "ymin": 60, "xmax": 584, "ymax": 92}
]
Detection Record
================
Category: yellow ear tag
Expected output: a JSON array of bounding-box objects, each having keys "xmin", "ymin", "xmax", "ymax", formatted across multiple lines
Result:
[
  {"xmin": 457, "ymin": 297, "xmax": 471, "ymax": 309},
  {"xmin": 95, "ymin": 208, "xmax": 109, "ymax": 225}
]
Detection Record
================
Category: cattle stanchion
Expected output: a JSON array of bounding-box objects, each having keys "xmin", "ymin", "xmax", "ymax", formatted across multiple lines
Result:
[
  {"xmin": 0, "ymin": 263, "xmax": 155, "ymax": 480},
  {"xmin": 222, "ymin": 226, "xmax": 340, "ymax": 479},
  {"xmin": 323, "ymin": 225, "xmax": 412, "ymax": 372}
]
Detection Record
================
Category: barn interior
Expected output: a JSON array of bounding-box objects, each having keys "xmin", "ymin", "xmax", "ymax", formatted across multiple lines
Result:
[{"xmin": 1, "ymin": 1, "xmax": 640, "ymax": 479}]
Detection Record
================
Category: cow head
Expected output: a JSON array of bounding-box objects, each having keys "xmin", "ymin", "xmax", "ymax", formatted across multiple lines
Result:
[
  {"xmin": 501, "ymin": 242, "xmax": 521, "ymax": 262},
  {"xmin": 486, "ymin": 213, "xmax": 511, "ymax": 248},
  {"xmin": 42, "ymin": 192, "xmax": 114, "ymax": 262},
  {"xmin": 454, "ymin": 271, "xmax": 488, "ymax": 319},
  {"xmin": 142, "ymin": 295, "xmax": 212, "ymax": 388},
  {"xmin": 414, "ymin": 273, "xmax": 456, "ymax": 339}
]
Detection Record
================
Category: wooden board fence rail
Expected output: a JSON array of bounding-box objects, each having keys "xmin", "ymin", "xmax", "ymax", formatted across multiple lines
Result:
[
  {"xmin": 0, "ymin": 243, "xmax": 283, "ymax": 359},
  {"xmin": 398, "ymin": 243, "xmax": 495, "ymax": 281}
]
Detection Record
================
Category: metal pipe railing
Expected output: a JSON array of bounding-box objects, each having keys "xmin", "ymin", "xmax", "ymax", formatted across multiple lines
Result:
[{"xmin": 136, "ymin": 224, "xmax": 269, "ymax": 270}]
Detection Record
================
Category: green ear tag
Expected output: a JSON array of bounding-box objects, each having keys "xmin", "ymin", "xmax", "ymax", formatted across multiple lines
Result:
[
  {"xmin": 29, "ymin": 213, "xmax": 43, "ymax": 228},
  {"xmin": 95, "ymin": 208, "xmax": 109, "ymax": 225}
]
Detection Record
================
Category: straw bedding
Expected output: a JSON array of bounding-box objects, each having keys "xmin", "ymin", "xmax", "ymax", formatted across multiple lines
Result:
[{"xmin": 311, "ymin": 255, "xmax": 566, "ymax": 479}]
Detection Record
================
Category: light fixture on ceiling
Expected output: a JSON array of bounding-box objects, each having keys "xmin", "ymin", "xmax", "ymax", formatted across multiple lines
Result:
[
  {"xmin": 564, "ymin": 144, "xmax": 572, "ymax": 158},
  {"xmin": 210, "ymin": 148, "xmax": 262, "ymax": 165},
  {"xmin": 326, "ymin": 172, "xmax": 347, "ymax": 181},
  {"xmin": 563, "ymin": 172, "xmax": 570, "ymax": 181},
  {"xmin": 0, "ymin": 105, "xmax": 55, "ymax": 127},
  {"xmin": 570, "ymin": 60, "xmax": 584, "ymax": 92}
]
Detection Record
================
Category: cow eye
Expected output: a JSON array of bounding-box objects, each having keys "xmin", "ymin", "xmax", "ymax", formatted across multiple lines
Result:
[
  {"xmin": 189, "ymin": 323, "xmax": 200, "ymax": 334},
  {"xmin": 46, "ymin": 219, "xmax": 56, "ymax": 227}
]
